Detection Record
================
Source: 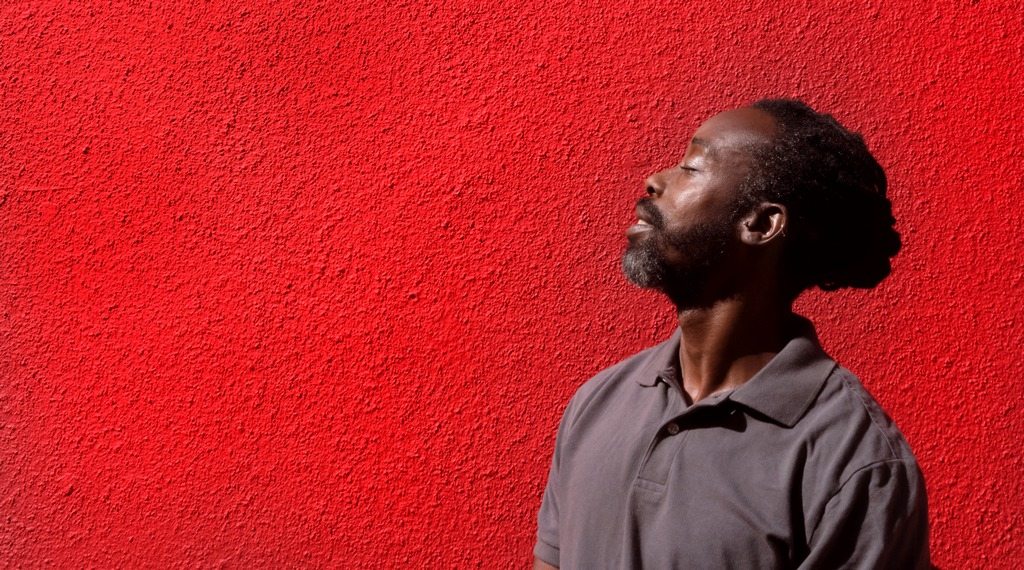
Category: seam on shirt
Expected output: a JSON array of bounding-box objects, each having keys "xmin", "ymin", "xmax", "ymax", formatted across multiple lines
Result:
[
  {"xmin": 806, "ymin": 458, "xmax": 913, "ymax": 543},
  {"xmin": 837, "ymin": 369, "xmax": 899, "ymax": 459},
  {"xmin": 535, "ymin": 535, "xmax": 560, "ymax": 563},
  {"xmin": 537, "ymin": 535, "xmax": 559, "ymax": 550}
]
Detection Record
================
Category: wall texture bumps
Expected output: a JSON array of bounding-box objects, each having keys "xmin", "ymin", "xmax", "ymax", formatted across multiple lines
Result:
[{"xmin": 2, "ymin": 1, "xmax": 1022, "ymax": 567}]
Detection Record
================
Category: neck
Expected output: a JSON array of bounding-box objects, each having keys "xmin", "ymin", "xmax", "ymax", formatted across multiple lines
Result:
[{"xmin": 676, "ymin": 294, "xmax": 794, "ymax": 404}]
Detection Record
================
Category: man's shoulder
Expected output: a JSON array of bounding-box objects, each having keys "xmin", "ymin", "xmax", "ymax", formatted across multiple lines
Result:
[
  {"xmin": 804, "ymin": 364, "xmax": 921, "ymax": 472},
  {"xmin": 798, "ymin": 365, "xmax": 928, "ymax": 549}
]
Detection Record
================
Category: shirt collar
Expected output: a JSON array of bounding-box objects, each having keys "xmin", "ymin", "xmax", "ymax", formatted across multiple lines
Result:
[
  {"xmin": 728, "ymin": 321, "xmax": 837, "ymax": 427},
  {"xmin": 633, "ymin": 328, "xmax": 682, "ymax": 387},
  {"xmin": 633, "ymin": 317, "xmax": 836, "ymax": 428}
]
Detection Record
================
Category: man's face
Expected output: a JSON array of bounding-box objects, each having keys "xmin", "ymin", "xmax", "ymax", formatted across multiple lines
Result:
[{"xmin": 622, "ymin": 107, "xmax": 776, "ymax": 308}]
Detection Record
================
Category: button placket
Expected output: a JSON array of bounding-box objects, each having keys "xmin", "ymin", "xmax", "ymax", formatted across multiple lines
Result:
[
  {"xmin": 636, "ymin": 418, "xmax": 691, "ymax": 486},
  {"xmin": 637, "ymin": 399, "xmax": 737, "ymax": 487}
]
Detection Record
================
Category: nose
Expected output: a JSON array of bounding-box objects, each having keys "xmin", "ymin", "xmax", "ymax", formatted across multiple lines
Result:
[{"xmin": 645, "ymin": 172, "xmax": 664, "ymax": 197}]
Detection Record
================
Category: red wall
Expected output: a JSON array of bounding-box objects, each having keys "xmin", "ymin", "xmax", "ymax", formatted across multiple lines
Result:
[{"xmin": 3, "ymin": 1, "xmax": 1022, "ymax": 567}]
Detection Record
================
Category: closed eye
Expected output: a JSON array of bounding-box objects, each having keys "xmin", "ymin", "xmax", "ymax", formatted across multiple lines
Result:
[{"xmin": 679, "ymin": 165, "xmax": 698, "ymax": 172}]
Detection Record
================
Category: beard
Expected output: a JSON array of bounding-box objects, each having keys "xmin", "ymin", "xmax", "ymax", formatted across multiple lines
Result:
[{"xmin": 621, "ymin": 198, "xmax": 736, "ymax": 309}]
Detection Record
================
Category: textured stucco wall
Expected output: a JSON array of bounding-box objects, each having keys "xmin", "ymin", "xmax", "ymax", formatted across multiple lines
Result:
[{"xmin": 2, "ymin": 0, "xmax": 1022, "ymax": 567}]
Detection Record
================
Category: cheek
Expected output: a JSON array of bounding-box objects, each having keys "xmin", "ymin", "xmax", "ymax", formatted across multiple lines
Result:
[{"xmin": 663, "ymin": 196, "xmax": 724, "ymax": 227}]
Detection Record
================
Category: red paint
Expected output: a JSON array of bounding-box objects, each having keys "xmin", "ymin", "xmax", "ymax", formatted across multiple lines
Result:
[{"xmin": 2, "ymin": 1, "xmax": 1022, "ymax": 567}]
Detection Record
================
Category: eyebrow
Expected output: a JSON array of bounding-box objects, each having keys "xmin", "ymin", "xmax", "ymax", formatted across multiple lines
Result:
[{"xmin": 689, "ymin": 137, "xmax": 718, "ymax": 158}]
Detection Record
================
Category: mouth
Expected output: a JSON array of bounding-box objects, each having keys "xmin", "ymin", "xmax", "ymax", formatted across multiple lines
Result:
[
  {"xmin": 626, "ymin": 220, "xmax": 654, "ymax": 237},
  {"xmin": 627, "ymin": 202, "xmax": 658, "ymax": 240},
  {"xmin": 636, "ymin": 198, "xmax": 666, "ymax": 226},
  {"xmin": 626, "ymin": 217, "xmax": 655, "ymax": 240}
]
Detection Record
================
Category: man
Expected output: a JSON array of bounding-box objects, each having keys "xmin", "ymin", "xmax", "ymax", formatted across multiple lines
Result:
[{"xmin": 533, "ymin": 99, "xmax": 929, "ymax": 569}]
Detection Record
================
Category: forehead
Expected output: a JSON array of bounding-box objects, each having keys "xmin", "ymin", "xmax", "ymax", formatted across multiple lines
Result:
[{"xmin": 690, "ymin": 107, "xmax": 776, "ymax": 159}]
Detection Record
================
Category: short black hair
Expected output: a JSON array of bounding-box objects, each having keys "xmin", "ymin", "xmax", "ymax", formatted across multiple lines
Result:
[{"xmin": 737, "ymin": 98, "xmax": 901, "ymax": 295}]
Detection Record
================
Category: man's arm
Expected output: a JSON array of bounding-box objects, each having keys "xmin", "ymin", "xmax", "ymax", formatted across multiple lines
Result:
[
  {"xmin": 534, "ymin": 390, "xmax": 585, "ymax": 569},
  {"xmin": 800, "ymin": 460, "xmax": 930, "ymax": 569},
  {"xmin": 533, "ymin": 455, "xmax": 563, "ymax": 568}
]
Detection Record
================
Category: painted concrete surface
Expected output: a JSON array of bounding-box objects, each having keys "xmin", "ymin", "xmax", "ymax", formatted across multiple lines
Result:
[{"xmin": 2, "ymin": 1, "xmax": 1022, "ymax": 567}]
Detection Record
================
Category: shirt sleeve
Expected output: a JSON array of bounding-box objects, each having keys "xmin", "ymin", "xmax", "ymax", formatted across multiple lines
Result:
[
  {"xmin": 534, "ymin": 398, "xmax": 579, "ymax": 568},
  {"xmin": 800, "ymin": 459, "xmax": 930, "ymax": 569}
]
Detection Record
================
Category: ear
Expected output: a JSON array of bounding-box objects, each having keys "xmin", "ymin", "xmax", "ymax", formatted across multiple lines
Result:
[{"xmin": 738, "ymin": 202, "xmax": 787, "ymax": 246}]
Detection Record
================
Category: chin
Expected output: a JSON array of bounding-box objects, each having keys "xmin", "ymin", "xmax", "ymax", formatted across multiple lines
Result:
[{"xmin": 621, "ymin": 247, "xmax": 665, "ymax": 289}]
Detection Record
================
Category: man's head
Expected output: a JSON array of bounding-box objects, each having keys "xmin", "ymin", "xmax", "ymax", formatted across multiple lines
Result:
[{"xmin": 622, "ymin": 99, "xmax": 901, "ymax": 308}]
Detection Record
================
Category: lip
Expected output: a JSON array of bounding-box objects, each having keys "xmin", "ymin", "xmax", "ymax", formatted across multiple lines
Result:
[
  {"xmin": 626, "ymin": 219, "xmax": 654, "ymax": 239},
  {"xmin": 626, "ymin": 222, "xmax": 653, "ymax": 239},
  {"xmin": 635, "ymin": 204, "xmax": 655, "ymax": 226},
  {"xmin": 627, "ymin": 203, "xmax": 657, "ymax": 239}
]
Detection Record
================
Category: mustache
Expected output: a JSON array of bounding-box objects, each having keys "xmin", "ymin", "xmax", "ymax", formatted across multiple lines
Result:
[{"xmin": 636, "ymin": 198, "xmax": 665, "ymax": 229}]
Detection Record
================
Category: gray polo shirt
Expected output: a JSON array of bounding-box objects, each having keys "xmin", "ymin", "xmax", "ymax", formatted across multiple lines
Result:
[{"xmin": 535, "ymin": 322, "xmax": 929, "ymax": 569}]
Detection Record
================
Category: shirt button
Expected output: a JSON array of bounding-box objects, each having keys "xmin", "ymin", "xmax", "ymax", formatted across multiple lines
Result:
[{"xmin": 666, "ymin": 423, "xmax": 680, "ymax": 435}]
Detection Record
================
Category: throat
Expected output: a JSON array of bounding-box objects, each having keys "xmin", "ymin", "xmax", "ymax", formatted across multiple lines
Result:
[
  {"xmin": 681, "ymin": 351, "xmax": 780, "ymax": 404},
  {"xmin": 676, "ymin": 302, "xmax": 796, "ymax": 403}
]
